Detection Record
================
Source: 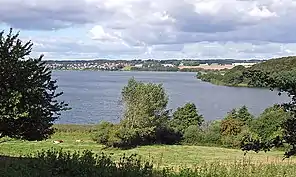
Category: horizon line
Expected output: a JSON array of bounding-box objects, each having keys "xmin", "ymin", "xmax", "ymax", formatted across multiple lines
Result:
[{"xmin": 43, "ymin": 58, "xmax": 267, "ymax": 61}]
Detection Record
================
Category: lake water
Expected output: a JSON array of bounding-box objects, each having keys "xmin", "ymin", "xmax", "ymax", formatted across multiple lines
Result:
[{"xmin": 52, "ymin": 70, "xmax": 290, "ymax": 124}]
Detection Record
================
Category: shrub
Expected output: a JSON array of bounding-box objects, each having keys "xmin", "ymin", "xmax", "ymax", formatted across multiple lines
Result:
[
  {"xmin": 94, "ymin": 125, "xmax": 182, "ymax": 149},
  {"xmin": 250, "ymin": 105, "xmax": 290, "ymax": 142},
  {"xmin": 1, "ymin": 149, "xmax": 153, "ymax": 177},
  {"xmin": 92, "ymin": 121, "xmax": 115, "ymax": 145},
  {"xmin": 182, "ymin": 125, "xmax": 205, "ymax": 145},
  {"xmin": 202, "ymin": 121, "xmax": 222, "ymax": 145},
  {"xmin": 154, "ymin": 126, "xmax": 182, "ymax": 145},
  {"xmin": 182, "ymin": 121, "xmax": 222, "ymax": 146},
  {"xmin": 170, "ymin": 103, "xmax": 204, "ymax": 133}
]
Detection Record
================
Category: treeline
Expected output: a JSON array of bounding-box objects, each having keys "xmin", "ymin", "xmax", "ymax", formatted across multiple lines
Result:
[
  {"xmin": 130, "ymin": 66, "xmax": 207, "ymax": 72},
  {"xmin": 130, "ymin": 66, "xmax": 179, "ymax": 72},
  {"xmin": 197, "ymin": 56, "xmax": 296, "ymax": 87},
  {"xmin": 46, "ymin": 59, "xmax": 263, "ymax": 66},
  {"xmin": 91, "ymin": 78, "xmax": 290, "ymax": 149}
]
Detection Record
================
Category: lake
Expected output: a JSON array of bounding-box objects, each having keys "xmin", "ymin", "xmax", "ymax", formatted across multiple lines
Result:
[{"xmin": 52, "ymin": 70, "xmax": 290, "ymax": 124}]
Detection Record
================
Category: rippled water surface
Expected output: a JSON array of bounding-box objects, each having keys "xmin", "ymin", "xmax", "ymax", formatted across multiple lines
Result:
[{"xmin": 52, "ymin": 70, "xmax": 289, "ymax": 124}]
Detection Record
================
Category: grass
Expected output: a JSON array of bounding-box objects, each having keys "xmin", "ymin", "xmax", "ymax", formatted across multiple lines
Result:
[
  {"xmin": 2, "ymin": 148, "xmax": 296, "ymax": 177},
  {"xmin": 1, "ymin": 124, "xmax": 295, "ymax": 169},
  {"xmin": 2, "ymin": 124, "xmax": 296, "ymax": 176},
  {"xmin": 122, "ymin": 66, "xmax": 132, "ymax": 71}
]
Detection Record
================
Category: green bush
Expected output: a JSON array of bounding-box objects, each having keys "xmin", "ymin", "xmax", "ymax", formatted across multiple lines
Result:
[
  {"xmin": 92, "ymin": 121, "xmax": 116, "ymax": 145},
  {"xmin": 93, "ymin": 124, "xmax": 181, "ymax": 149},
  {"xmin": 93, "ymin": 123, "xmax": 140, "ymax": 149},
  {"xmin": 182, "ymin": 121, "xmax": 222, "ymax": 146},
  {"xmin": 182, "ymin": 125, "xmax": 204, "ymax": 145},
  {"xmin": 154, "ymin": 126, "xmax": 182, "ymax": 145},
  {"xmin": 250, "ymin": 105, "xmax": 290, "ymax": 142},
  {"xmin": 202, "ymin": 121, "xmax": 221, "ymax": 145}
]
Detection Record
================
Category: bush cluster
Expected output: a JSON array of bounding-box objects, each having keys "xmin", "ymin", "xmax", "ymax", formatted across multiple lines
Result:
[
  {"xmin": 182, "ymin": 104, "xmax": 290, "ymax": 149},
  {"xmin": 93, "ymin": 76, "xmax": 290, "ymax": 150},
  {"xmin": 93, "ymin": 122, "xmax": 182, "ymax": 149},
  {"xmin": 92, "ymin": 79, "xmax": 201, "ymax": 149},
  {"xmin": 91, "ymin": 78, "xmax": 291, "ymax": 150}
]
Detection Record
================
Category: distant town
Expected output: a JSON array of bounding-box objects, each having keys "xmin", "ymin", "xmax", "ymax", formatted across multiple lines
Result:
[{"xmin": 45, "ymin": 59, "xmax": 264, "ymax": 72}]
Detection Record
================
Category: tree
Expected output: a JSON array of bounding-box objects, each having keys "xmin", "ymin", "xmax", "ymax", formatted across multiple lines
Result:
[
  {"xmin": 0, "ymin": 29, "xmax": 68, "ymax": 141},
  {"xmin": 220, "ymin": 106, "xmax": 254, "ymax": 147},
  {"xmin": 241, "ymin": 69, "xmax": 296, "ymax": 158},
  {"xmin": 250, "ymin": 105, "xmax": 290, "ymax": 142},
  {"xmin": 170, "ymin": 103, "xmax": 204, "ymax": 133},
  {"xmin": 237, "ymin": 106, "xmax": 254, "ymax": 124},
  {"xmin": 121, "ymin": 77, "xmax": 169, "ymax": 131},
  {"xmin": 220, "ymin": 118, "xmax": 243, "ymax": 136}
]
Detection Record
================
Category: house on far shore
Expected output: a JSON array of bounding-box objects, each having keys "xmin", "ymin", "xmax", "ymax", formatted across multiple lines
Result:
[
  {"xmin": 232, "ymin": 63, "xmax": 257, "ymax": 68},
  {"xmin": 161, "ymin": 64, "xmax": 175, "ymax": 67},
  {"xmin": 199, "ymin": 63, "xmax": 209, "ymax": 66},
  {"xmin": 134, "ymin": 64, "xmax": 143, "ymax": 68}
]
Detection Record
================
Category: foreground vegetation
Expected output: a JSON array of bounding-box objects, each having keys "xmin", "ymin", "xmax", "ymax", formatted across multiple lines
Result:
[
  {"xmin": 1, "ymin": 126, "xmax": 296, "ymax": 177},
  {"xmin": 2, "ymin": 126, "xmax": 295, "ymax": 166},
  {"xmin": 2, "ymin": 149, "xmax": 296, "ymax": 177}
]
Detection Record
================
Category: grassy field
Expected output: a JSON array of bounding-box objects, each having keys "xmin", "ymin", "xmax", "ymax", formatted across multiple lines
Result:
[{"xmin": 1, "ymin": 124, "xmax": 295, "ymax": 169}]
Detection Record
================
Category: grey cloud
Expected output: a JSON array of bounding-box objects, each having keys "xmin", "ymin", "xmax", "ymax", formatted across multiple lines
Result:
[
  {"xmin": 0, "ymin": 0, "xmax": 114, "ymax": 30},
  {"xmin": 3, "ymin": 0, "xmax": 296, "ymax": 59}
]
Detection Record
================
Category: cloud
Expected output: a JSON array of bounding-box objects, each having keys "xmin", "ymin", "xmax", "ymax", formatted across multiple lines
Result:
[{"xmin": 1, "ymin": 0, "xmax": 296, "ymax": 59}]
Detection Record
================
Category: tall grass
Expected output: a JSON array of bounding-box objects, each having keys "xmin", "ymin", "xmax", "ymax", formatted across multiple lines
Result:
[
  {"xmin": 53, "ymin": 124, "xmax": 97, "ymax": 133},
  {"xmin": 1, "ymin": 149, "xmax": 296, "ymax": 177}
]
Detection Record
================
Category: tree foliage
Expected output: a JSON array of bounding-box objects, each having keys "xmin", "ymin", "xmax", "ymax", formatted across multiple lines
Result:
[
  {"xmin": 170, "ymin": 103, "xmax": 204, "ymax": 133},
  {"xmin": 241, "ymin": 69, "xmax": 296, "ymax": 158},
  {"xmin": 220, "ymin": 106, "xmax": 254, "ymax": 136},
  {"xmin": 220, "ymin": 106, "xmax": 254, "ymax": 148},
  {"xmin": 94, "ymin": 78, "xmax": 181, "ymax": 148},
  {"xmin": 250, "ymin": 105, "xmax": 290, "ymax": 142},
  {"xmin": 121, "ymin": 78, "xmax": 169, "ymax": 131},
  {"xmin": 0, "ymin": 29, "xmax": 68, "ymax": 140},
  {"xmin": 198, "ymin": 56, "xmax": 296, "ymax": 87}
]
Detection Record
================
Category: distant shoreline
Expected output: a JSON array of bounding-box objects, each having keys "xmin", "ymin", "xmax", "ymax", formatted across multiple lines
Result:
[{"xmin": 51, "ymin": 69, "xmax": 199, "ymax": 73}]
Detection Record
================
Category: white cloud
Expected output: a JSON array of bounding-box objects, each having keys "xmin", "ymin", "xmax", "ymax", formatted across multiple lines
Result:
[{"xmin": 1, "ymin": 0, "xmax": 296, "ymax": 59}]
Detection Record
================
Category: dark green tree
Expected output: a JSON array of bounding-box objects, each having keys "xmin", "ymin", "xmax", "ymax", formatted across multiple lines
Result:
[
  {"xmin": 0, "ymin": 29, "xmax": 68, "ymax": 141},
  {"xmin": 237, "ymin": 106, "xmax": 254, "ymax": 123},
  {"xmin": 250, "ymin": 105, "xmax": 290, "ymax": 142},
  {"xmin": 170, "ymin": 103, "xmax": 204, "ymax": 133},
  {"xmin": 241, "ymin": 69, "xmax": 296, "ymax": 158}
]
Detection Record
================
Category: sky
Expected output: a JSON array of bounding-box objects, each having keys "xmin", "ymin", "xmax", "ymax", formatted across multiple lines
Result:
[{"xmin": 1, "ymin": 0, "xmax": 296, "ymax": 60}]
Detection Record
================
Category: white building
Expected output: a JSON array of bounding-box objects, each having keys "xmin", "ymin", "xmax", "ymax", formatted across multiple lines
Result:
[
  {"xmin": 161, "ymin": 64, "xmax": 175, "ymax": 67},
  {"xmin": 134, "ymin": 64, "xmax": 143, "ymax": 68},
  {"xmin": 232, "ymin": 63, "xmax": 257, "ymax": 67}
]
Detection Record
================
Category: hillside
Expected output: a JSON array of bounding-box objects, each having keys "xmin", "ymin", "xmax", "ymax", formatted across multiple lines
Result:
[
  {"xmin": 251, "ymin": 56, "xmax": 296, "ymax": 73},
  {"xmin": 197, "ymin": 56, "xmax": 296, "ymax": 87}
]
